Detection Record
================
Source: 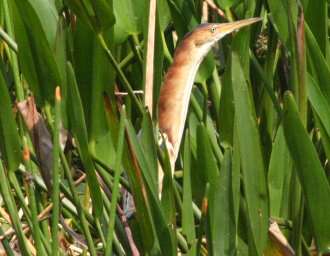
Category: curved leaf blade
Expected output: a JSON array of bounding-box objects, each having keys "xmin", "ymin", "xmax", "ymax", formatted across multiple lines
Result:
[
  {"xmin": 0, "ymin": 71, "xmax": 21, "ymax": 172},
  {"xmin": 283, "ymin": 92, "xmax": 330, "ymax": 253},
  {"xmin": 66, "ymin": 62, "xmax": 103, "ymax": 217},
  {"xmin": 231, "ymin": 52, "xmax": 269, "ymax": 255}
]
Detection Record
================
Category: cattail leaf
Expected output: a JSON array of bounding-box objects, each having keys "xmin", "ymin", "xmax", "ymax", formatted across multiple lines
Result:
[
  {"xmin": 267, "ymin": 0, "xmax": 289, "ymax": 44},
  {"xmin": 305, "ymin": 24, "xmax": 330, "ymax": 104},
  {"xmin": 113, "ymin": 0, "xmax": 145, "ymax": 42},
  {"xmin": 232, "ymin": 126, "xmax": 241, "ymax": 227},
  {"xmin": 140, "ymin": 111, "xmax": 158, "ymax": 191},
  {"xmin": 283, "ymin": 92, "xmax": 330, "ymax": 253},
  {"xmin": 10, "ymin": 0, "xmax": 61, "ymax": 104},
  {"xmin": 125, "ymin": 119, "xmax": 175, "ymax": 255},
  {"xmin": 91, "ymin": 0, "xmax": 115, "ymax": 31},
  {"xmin": 303, "ymin": 0, "xmax": 327, "ymax": 55},
  {"xmin": 208, "ymin": 149, "xmax": 236, "ymax": 255},
  {"xmin": 122, "ymin": 127, "xmax": 157, "ymax": 253},
  {"xmin": 0, "ymin": 71, "xmax": 21, "ymax": 172},
  {"xmin": 232, "ymin": 52, "xmax": 269, "ymax": 256},
  {"xmin": 65, "ymin": 0, "xmax": 115, "ymax": 32},
  {"xmin": 88, "ymin": 40, "xmax": 116, "ymax": 168},
  {"xmin": 268, "ymin": 126, "xmax": 292, "ymax": 217},
  {"xmin": 25, "ymin": 0, "xmax": 58, "ymax": 44},
  {"xmin": 196, "ymin": 123, "xmax": 219, "ymax": 183},
  {"xmin": 125, "ymin": 119, "xmax": 157, "ymax": 196},
  {"xmin": 214, "ymin": 0, "xmax": 236, "ymax": 8},
  {"xmin": 0, "ymin": 162, "xmax": 31, "ymax": 255},
  {"xmin": 66, "ymin": 62, "xmax": 103, "ymax": 217},
  {"xmin": 307, "ymin": 74, "xmax": 330, "ymax": 140},
  {"xmin": 182, "ymin": 130, "xmax": 196, "ymax": 255},
  {"xmin": 219, "ymin": 56, "xmax": 234, "ymax": 145},
  {"xmin": 51, "ymin": 87, "xmax": 61, "ymax": 255}
]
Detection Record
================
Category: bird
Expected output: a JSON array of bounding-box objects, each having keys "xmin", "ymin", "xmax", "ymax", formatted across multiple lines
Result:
[{"xmin": 157, "ymin": 17, "xmax": 262, "ymax": 189}]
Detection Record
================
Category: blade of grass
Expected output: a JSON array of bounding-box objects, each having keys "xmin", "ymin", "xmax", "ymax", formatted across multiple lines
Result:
[
  {"xmin": 305, "ymin": 23, "xmax": 330, "ymax": 105},
  {"xmin": 0, "ymin": 161, "xmax": 31, "ymax": 255},
  {"xmin": 2, "ymin": 0, "xmax": 23, "ymax": 102},
  {"xmin": 51, "ymin": 87, "xmax": 61, "ymax": 256},
  {"xmin": 97, "ymin": 34, "xmax": 144, "ymax": 114},
  {"xmin": 232, "ymin": 52, "xmax": 269, "ymax": 255},
  {"xmin": 267, "ymin": 0, "xmax": 289, "ymax": 44},
  {"xmin": 303, "ymin": 0, "xmax": 327, "ymax": 56},
  {"xmin": 196, "ymin": 183, "xmax": 210, "ymax": 256},
  {"xmin": 208, "ymin": 149, "xmax": 236, "ymax": 255},
  {"xmin": 60, "ymin": 151, "xmax": 97, "ymax": 256},
  {"xmin": 249, "ymin": 50, "xmax": 282, "ymax": 116},
  {"xmin": 0, "ymin": 26, "xmax": 18, "ymax": 52},
  {"xmin": 105, "ymin": 107, "xmax": 126, "ymax": 255},
  {"xmin": 0, "ymin": 70, "xmax": 21, "ymax": 172},
  {"xmin": 11, "ymin": 0, "xmax": 61, "ymax": 104},
  {"xmin": 23, "ymin": 146, "xmax": 47, "ymax": 255},
  {"xmin": 157, "ymin": 135, "xmax": 177, "ymax": 256},
  {"xmin": 140, "ymin": 111, "xmax": 158, "ymax": 192},
  {"xmin": 182, "ymin": 131, "xmax": 196, "ymax": 255},
  {"xmin": 306, "ymin": 74, "xmax": 330, "ymax": 145},
  {"xmin": 124, "ymin": 123, "xmax": 160, "ymax": 253},
  {"xmin": 268, "ymin": 126, "xmax": 292, "ymax": 217},
  {"xmin": 126, "ymin": 118, "xmax": 177, "ymax": 255},
  {"xmin": 0, "ymin": 225, "xmax": 15, "ymax": 256},
  {"xmin": 66, "ymin": 62, "xmax": 103, "ymax": 217},
  {"xmin": 282, "ymin": 92, "xmax": 330, "ymax": 253}
]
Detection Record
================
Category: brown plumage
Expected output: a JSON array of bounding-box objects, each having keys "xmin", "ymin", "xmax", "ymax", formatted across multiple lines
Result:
[{"xmin": 158, "ymin": 18, "xmax": 262, "ymax": 174}]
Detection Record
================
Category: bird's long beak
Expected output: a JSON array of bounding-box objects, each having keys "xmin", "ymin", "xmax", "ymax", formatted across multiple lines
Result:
[{"xmin": 217, "ymin": 17, "xmax": 262, "ymax": 34}]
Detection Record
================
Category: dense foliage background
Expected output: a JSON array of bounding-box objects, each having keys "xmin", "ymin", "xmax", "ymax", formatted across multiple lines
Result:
[{"xmin": 0, "ymin": 0, "xmax": 330, "ymax": 255}]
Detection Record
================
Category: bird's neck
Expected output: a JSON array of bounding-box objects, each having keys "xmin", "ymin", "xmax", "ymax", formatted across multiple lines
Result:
[{"xmin": 158, "ymin": 41, "xmax": 206, "ymax": 161}]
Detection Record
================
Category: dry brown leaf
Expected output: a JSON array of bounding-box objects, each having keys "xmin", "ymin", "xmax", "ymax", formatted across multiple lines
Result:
[
  {"xmin": 144, "ymin": 0, "xmax": 156, "ymax": 116},
  {"xmin": 268, "ymin": 221, "xmax": 295, "ymax": 256},
  {"xmin": 17, "ymin": 97, "xmax": 53, "ymax": 189}
]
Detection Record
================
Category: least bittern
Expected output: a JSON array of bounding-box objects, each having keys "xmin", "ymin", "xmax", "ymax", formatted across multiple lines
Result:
[{"xmin": 158, "ymin": 17, "xmax": 262, "ymax": 186}]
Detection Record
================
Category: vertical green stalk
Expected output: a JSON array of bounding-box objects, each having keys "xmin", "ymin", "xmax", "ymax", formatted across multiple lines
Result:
[
  {"xmin": 209, "ymin": 69, "xmax": 222, "ymax": 129},
  {"xmin": 130, "ymin": 35, "xmax": 143, "ymax": 65},
  {"xmin": 200, "ymin": 82, "xmax": 208, "ymax": 124},
  {"xmin": 196, "ymin": 183, "xmax": 210, "ymax": 256},
  {"xmin": 286, "ymin": 6, "xmax": 299, "ymax": 100},
  {"xmin": 38, "ymin": 193, "xmax": 52, "ymax": 245},
  {"xmin": 23, "ymin": 145, "xmax": 47, "ymax": 255},
  {"xmin": 8, "ymin": 170, "xmax": 51, "ymax": 254},
  {"xmin": 2, "ymin": 0, "xmax": 24, "ymax": 101},
  {"xmin": 182, "ymin": 131, "xmax": 196, "ymax": 255},
  {"xmin": 101, "ymin": 191, "xmax": 127, "ymax": 255},
  {"xmin": 105, "ymin": 108, "xmax": 126, "ymax": 255},
  {"xmin": 286, "ymin": 5, "xmax": 305, "ymax": 255},
  {"xmin": 0, "ymin": 161, "xmax": 31, "ymax": 256},
  {"xmin": 249, "ymin": 51, "xmax": 282, "ymax": 117},
  {"xmin": 51, "ymin": 87, "xmax": 61, "ymax": 255},
  {"xmin": 97, "ymin": 34, "xmax": 144, "ymax": 114},
  {"xmin": 296, "ymin": 8, "xmax": 307, "ymax": 126},
  {"xmin": 8, "ymin": 171, "xmax": 32, "ymax": 221},
  {"xmin": 60, "ymin": 151, "xmax": 97, "ymax": 256},
  {"xmin": 0, "ymin": 27, "xmax": 17, "ymax": 52},
  {"xmin": 0, "ymin": 226, "xmax": 15, "ymax": 256}
]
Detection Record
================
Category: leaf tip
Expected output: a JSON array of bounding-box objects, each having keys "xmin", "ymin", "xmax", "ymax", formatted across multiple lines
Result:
[
  {"xmin": 55, "ymin": 86, "xmax": 61, "ymax": 102},
  {"xmin": 23, "ymin": 146, "xmax": 30, "ymax": 162}
]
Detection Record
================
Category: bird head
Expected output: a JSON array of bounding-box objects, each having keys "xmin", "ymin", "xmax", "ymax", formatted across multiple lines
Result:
[{"xmin": 184, "ymin": 17, "xmax": 262, "ymax": 57}]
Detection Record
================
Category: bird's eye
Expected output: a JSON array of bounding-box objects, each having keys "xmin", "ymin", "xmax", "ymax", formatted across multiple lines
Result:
[{"xmin": 210, "ymin": 26, "xmax": 216, "ymax": 33}]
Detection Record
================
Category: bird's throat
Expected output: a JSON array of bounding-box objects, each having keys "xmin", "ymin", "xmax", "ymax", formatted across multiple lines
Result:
[{"xmin": 158, "ymin": 43, "xmax": 206, "ymax": 162}]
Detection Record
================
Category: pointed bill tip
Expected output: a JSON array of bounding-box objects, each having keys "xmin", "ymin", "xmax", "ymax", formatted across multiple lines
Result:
[{"xmin": 218, "ymin": 17, "xmax": 262, "ymax": 34}]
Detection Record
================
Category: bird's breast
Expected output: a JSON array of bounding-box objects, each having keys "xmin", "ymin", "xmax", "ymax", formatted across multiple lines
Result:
[{"xmin": 158, "ymin": 45, "xmax": 202, "ymax": 156}]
